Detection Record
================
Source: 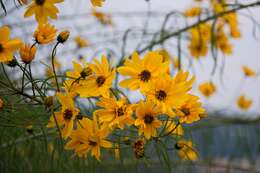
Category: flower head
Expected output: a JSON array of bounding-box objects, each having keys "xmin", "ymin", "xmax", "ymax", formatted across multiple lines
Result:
[
  {"xmin": 134, "ymin": 101, "xmax": 162, "ymax": 139},
  {"xmin": 175, "ymin": 140, "xmax": 198, "ymax": 161},
  {"xmin": 24, "ymin": 0, "xmax": 64, "ymax": 24},
  {"xmin": 176, "ymin": 95, "xmax": 206, "ymax": 124},
  {"xmin": 57, "ymin": 30, "xmax": 70, "ymax": 43},
  {"xmin": 198, "ymin": 81, "xmax": 216, "ymax": 98},
  {"xmin": 0, "ymin": 26, "xmax": 22, "ymax": 63},
  {"xmin": 92, "ymin": 8, "xmax": 113, "ymax": 26},
  {"xmin": 74, "ymin": 36, "xmax": 89, "ymax": 48},
  {"xmin": 65, "ymin": 117, "xmax": 112, "ymax": 160},
  {"xmin": 34, "ymin": 23, "xmax": 57, "ymax": 44},
  {"xmin": 19, "ymin": 44, "xmax": 37, "ymax": 64},
  {"xmin": 242, "ymin": 65, "xmax": 256, "ymax": 77},
  {"xmin": 77, "ymin": 56, "xmax": 115, "ymax": 98},
  {"xmin": 91, "ymin": 0, "xmax": 105, "ymax": 7},
  {"xmin": 118, "ymin": 51, "xmax": 169, "ymax": 91},
  {"xmin": 47, "ymin": 92, "xmax": 79, "ymax": 139},
  {"xmin": 95, "ymin": 97, "xmax": 134, "ymax": 129},
  {"xmin": 237, "ymin": 95, "xmax": 252, "ymax": 111},
  {"xmin": 185, "ymin": 7, "xmax": 202, "ymax": 17}
]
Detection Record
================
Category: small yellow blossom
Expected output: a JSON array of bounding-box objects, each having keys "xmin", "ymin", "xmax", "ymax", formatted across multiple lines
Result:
[
  {"xmin": 19, "ymin": 44, "xmax": 37, "ymax": 64},
  {"xmin": 34, "ymin": 23, "xmax": 57, "ymax": 44},
  {"xmin": 199, "ymin": 81, "xmax": 216, "ymax": 98},
  {"xmin": 74, "ymin": 36, "xmax": 89, "ymax": 48},
  {"xmin": 91, "ymin": 0, "xmax": 105, "ymax": 7},
  {"xmin": 92, "ymin": 8, "xmax": 113, "ymax": 26},
  {"xmin": 185, "ymin": 7, "xmax": 202, "ymax": 17},
  {"xmin": 0, "ymin": 26, "xmax": 22, "ymax": 63},
  {"xmin": 242, "ymin": 65, "xmax": 256, "ymax": 77},
  {"xmin": 175, "ymin": 140, "xmax": 198, "ymax": 161},
  {"xmin": 237, "ymin": 95, "xmax": 252, "ymax": 111},
  {"xmin": 24, "ymin": 0, "xmax": 64, "ymax": 24}
]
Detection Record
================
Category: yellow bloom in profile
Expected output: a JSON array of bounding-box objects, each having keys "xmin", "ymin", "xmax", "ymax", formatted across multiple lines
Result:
[
  {"xmin": 66, "ymin": 60, "xmax": 93, "ymax": 80},
  {"xmin": 118, "ymin": 51, "xmax": 169, "ymax": 91},
  {"xmin": 165, "ymin": 121, "xmax": 184, "ymax": 136},
  {"xmin": 77, "ymin": 56, "xmax": 115, "ymax": 98},
  {"xmin": 47, "ymin": 92, "xmax": 79, "ymax": 139},
  {"xmin": 34, "ymin": 23, "xmax": 57, "ymax": 44},
  {"xmin": 91, "ymin": 0, "xmax": 105, "ymax": 7},
  {"xmin": 94, "ymin": 97, "xmax": 134, "ymax": 129},
  {"xmin": 92, "ymin": 8, "xmax": 113, "ymax": 26},
  {"xmin": 216, "ymin": 24, "xmax": 233, "ymax": 55},
  {"xmin": 237, "ymin": 95, "xmax": 252, "ymax": 111},
  {"xmin": 175, "ymin": 140, "xmax": 198, "ymax": 161},
  {"xmin": 176, "ymin": 95, "xmax": 206, "ymax": 124},
  {"xmin": 188, "ymin": 40, "xmax": 208, "ymax": 58},
  {"xmin": 74, "ymin": 36, "xmax": 89, "ymax": 48},
  {"xmin": 144, "ymin": 71, "xmax": 194, "ymax": 116},
  {"xmin": 0, "ymin": 26, "xmax": 22, "ymax": 63},
  {"xmin": 199, "ymin": 81, "xmax": 216, "ymax": 98},
  {"xmin": 242, "ymin": 65, "xmax": 256, "ymax": 77},
  {"xmin": 24, "ymin": 0, "xmax": 64, "ymax": 24},
  {"xmin": 134, "ymin": 101, "xmax": 162, "ymax": 139},
  {"xmin": 133, "ymin": 139, "xmax": 145, "ymax": 159},
  {"xmin": 19, "ymin": 43, "xmax": 37, "ymax": 64},
  {"xmin": 184, "ymin": 7, "xmax": 202, "ymax": 17},
  {"xmin": 65, "ymin": 117, "xmax": 112, "ymax": 160}
]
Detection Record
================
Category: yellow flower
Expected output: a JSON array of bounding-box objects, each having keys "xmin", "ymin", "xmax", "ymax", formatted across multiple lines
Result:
[
  {"xmin": 144, "ymin": 71, "xmax": 194, "ymax": 116},
  {"xmin": 225, "ymin": 13, "xmax": 241, "ymax": 38},
  {"xmin": 198, "ymin": 81, "xmax": 216, "ymax": 98},
  {"xmin": 0, "ymin": 98, "xmax": 4, "ymax": 111},
  {"xmin": 24, "ymin": 0, "xmax": 64, "ymax": 24},
  {"xmin": 94, "ymin": 97, "xmax": 134, "ymax": 129},
  {"xmin": 47, "ymin": 92, "xmax": 80, "ymax": 139},
  {"xmin": 77, "ymin": 56, "xmax": 115, "ymax": 98},
  {"xmin": 237, "ymin": 95, "xmax": 252, "ymax": 111},
  {"xmin": 176, "ymin": 95, "xmax": 206, "ymax": 124},
  {"xmin": 184, "ymin": 7, "xmax": 202, "ymax": 17},
  {"xmin": 188, "ymin": 40, "xmax": 208, "ymax": 58},
  {"xmin": 215, "ymin": 24, "xmax": 233, "ymax": 55},
  {"xmin": 92, "ymin": 8, "xmax": 113, "ymax": 26},
  {"xmin": 74, "ymin": 36, "xmax": 89, "ymax": 48},
  {"xmin": 134, "ymin": 101, "xmax": 162, "ymax": 139},
  {"xmin": 34, "ymin": 23, "xmax": 57, "ymax": 44},
  {"xmin": 133, "ymin": 139, "xmax": 145, "ymax": 159},
  {"xmin": 91, "ymin": 0, "xmax": 105, "ymax": 7},
  {"xmin": 175, "ymin": 140, "xmax": 198, "ymax": 161},
  {"xmin": 242, "ymin": 65, "xmax": 256, "ymax": 77},
  {"xmin": 65, "ymin": 117, "xmax": 112, "ymax": 160},
  {"xmin": 118, "ymin": 51, "xmax": 169, "ymax": 91},
  {"xmin": 19, "ymin": 43, "xmax": 37, "ymax": 64},
  {"xmin": 0, "ymin": 26, "xmax": 22, "ymax": 63}
]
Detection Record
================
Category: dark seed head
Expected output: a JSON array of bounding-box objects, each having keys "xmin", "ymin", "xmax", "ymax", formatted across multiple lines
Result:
[
  {"xmin": 88, "ymin": 140, "xmax": 97, "ymax": 146},
  {"xmin": 117, "ymin": 107, "xmax": 125, "ymax": 117},
  {"xmin": 35, "ymin": 0, "xmax": 45, "ymax": 5},
  {"xmin": 181, "ymin": 108, "xmax": 190, "ymax": 116},
  {"xmin": 175, "ymin": 143, "xmax": 183, "ymax": 150},
  {"xmin": 144, "ymin": 114, "xmax": 154, "ymax": 124},
  {"xmin": 155, "ymin": 90, "xmax": 167, "ymax": 101},
  {"xmin": 63, "ymin": 109, "xmax": 73, "ymax": 120},
  {"xmin": 139, "ymin": 70, "xmax": 151, "ymax": 82},
  {"xmin": 0, "ymin": 44, "xmax": 3, "ymax": 53},
  {"xmin": 96, "ymin": 76, "xmax": 106, "ymax": 87}
]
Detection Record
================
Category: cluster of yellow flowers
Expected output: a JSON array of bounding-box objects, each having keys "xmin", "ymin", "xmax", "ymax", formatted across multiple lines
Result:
[
  {"xmin": 185, "ymin": 0, "xmax": 241, "ymax": 58},
  {"xmin": 41, "ymin": 49, "xmax": 205, "ymax": 160}
]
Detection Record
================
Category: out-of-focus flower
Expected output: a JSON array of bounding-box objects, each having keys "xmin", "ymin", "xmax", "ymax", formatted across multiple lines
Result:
[
  {"xmin": 0, "ymin": 26, "xmax": 22, "ymax": 63},
  {"xmin": 133, "ymin": 139, "xmax": 145, "ymax": 159},
  {"xmin": 135, "ymin": 101, "xmax": 162, "ymax": 139},
  {"xmin": 19, "ymin": 44, "xmax": 37, "ymax": 64},
  {"xmin": 95, "ymin": 97, "xmax": 134, "ymax": 129},
  {"xmin": 92, "ymin": 8, "xmax": 113, "ymax": 26},
  {"xmin": 176, "ymin": 95, "xmax": 206, "ymax": 124},
  {"xmin": 118, "ymin": 51, "xmax": 169, "ymax": 91},
  {"xmin": 242, "ymin": 65, "xmax": 256, "ymax": 77},
  {"xmin": 165, "ymin": 121, "xmax": 184, "ymax": 136},
  {"xmin": 0, "ymin": 98, "xmax": 4, "ymax": 111},
  {"xmin": 199, "ymin": 81, "xmax": 216, "ymax": 98},
  {"xmin": 24, "ymin": 0, "xmax": 64, "ymax": 24},
  {"xmin": 184, "ymin": 7, "xmax": 202, "ymax": 17},
  {"xmin": 74, "ymin": 36, "xmax": 89, "ymax": 48},
  {"xmin": 91, "ymin": 0, "xmax": 105, "ymax": 7},
  {"xmin": 237, "ymin": 95, "xmax": 252, "ymax": 111},
  {"xmin": 34, "ymin": 23, "xmax": 57, "ymax": 44},
  {"xmin": 175, "ymin": 140, "xmax": 198, "ymax": 161}
]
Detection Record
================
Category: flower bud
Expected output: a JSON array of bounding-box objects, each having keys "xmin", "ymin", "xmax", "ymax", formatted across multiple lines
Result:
[
  {"xmin": 57, "ymin": 30, "xmax": 70, "ymax": 43},
  {"xmin": 20, "ymin": 44, "xmax": 37, "ymax": 64}
]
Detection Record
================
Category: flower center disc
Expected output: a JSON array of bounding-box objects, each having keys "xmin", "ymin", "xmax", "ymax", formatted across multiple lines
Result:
[
  {"xmin": 35, "ymin": 0, "xmax": 45, "ymax": 5},
  {"xmin": 155, "ymin": 90, "xmax": 167, "ymax": 101},
  {"xmin": 88, "ymin": 140, "xmax": 97, "ymax": 146},
  {"xmin": 0, "ymin": 44, "xmax": 3, "ymax": 53},
  {"xmin": 144, "ymin": 114, "xmax": 154, "ymax": 124},
  {"xmin": 139, "ymin": 70, "xmax": 151, "ymax": 82},
  {"xmin": 63, "ymin": 109, "xmax": 73, "ymax": 120},
  {"xmin": 181, "ymin": 108, "xmax": 190, "ymax": 116},
  {"xmin": 96, "ymin": 76, "xmax": 106, "ymax": 87}
]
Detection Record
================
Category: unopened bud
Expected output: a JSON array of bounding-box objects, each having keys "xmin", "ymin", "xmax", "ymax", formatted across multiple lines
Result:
[{"xmin": 57, "ymin": 30, "xmax": 70, "ymax": 43}]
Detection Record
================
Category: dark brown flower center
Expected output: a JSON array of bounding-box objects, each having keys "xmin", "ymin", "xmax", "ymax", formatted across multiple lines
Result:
[
  {"xmin": 80, "ymin": 68, "xmax": 92, "ymax": 79},
  {"xmin": 155, "ymin": 90, "xmax": 167, "ymax": 101},
  {"xmin": 88, "ymin": 140, "xmax": 97, "ymax": 146},
  {"xmin": 35, "ymin": 0, "xmax": 45, "ymax": 5},
  {"xmin": 0, "ymin": 44, "xmax": 3, "ymax": 53},
  {"xmin": 144, "ymin": 114, "xmax": 154, "ymax": 124},
  {"xmin": 139, "ymin": 70, "xmax": 151, "ymax": 82},
  {"xmin": 63, "ymin": 109, "xmax": 73, "ymax": 120},
  {"xmin": 175, "ymin": 143, "xmax": 183, "ymax": 150},
  {"xmin": 181, "ymin": 108, "xmax": 190, "ymax": 116},
  {"xmin": 117, "ymin": 107, "xmax": 125, "ymax": 117},
  {"xmin": 96, "ymin": 76, "xmax": 106, "ymax": 87}
]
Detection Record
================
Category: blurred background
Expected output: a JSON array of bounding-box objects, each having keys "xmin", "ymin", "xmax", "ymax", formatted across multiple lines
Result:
[{"xmin": 1, "ymin": 0, "xmax": 260, "ymax": 172}]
